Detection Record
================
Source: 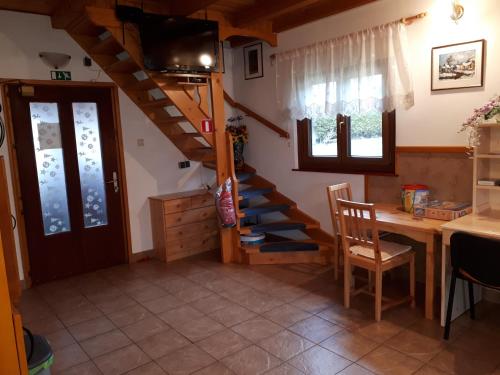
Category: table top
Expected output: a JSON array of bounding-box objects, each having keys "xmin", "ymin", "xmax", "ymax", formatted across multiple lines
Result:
[
  {"xmin": 371, "ymin": 203, "xmax": 444, "ymax": 234},
  {"xmin": 441, "ymin": 211, "xmax": 500, "ymax": 240}
]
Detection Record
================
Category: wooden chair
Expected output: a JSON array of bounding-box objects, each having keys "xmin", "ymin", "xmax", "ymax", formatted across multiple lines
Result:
[
  {"xmin": 336, "ymin": 199, "xmax": 415, "ymax": 321},
  {"xmin": 444, "ymin": 232, "xmax": 500, "ymax": 340},
  {"xmin": 326, "ymin": 183, "xmax": 352, "ymax": 281}
]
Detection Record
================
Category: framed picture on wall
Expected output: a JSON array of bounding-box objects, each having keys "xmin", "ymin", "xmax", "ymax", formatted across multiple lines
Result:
[
  {"xmin": 431, "ymin": 39, "xmax": 485, "ymax": 91},
  {"xmin": 244, "ymin": 42, "xmax": 263, "ymax": 80}
]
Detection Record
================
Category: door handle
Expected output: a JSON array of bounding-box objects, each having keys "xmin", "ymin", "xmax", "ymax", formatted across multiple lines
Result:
[{"xmin": 106, "ymin": 171, "xmax": 119, "ymax": 193}]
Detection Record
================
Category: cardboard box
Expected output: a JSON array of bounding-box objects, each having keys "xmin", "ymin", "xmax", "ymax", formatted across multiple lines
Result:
[{"xmin": 413, "ymin": 201, "xmax": 472, "ymax": 221}]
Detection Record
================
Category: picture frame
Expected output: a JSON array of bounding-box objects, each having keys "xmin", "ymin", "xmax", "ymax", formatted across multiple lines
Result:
[
  {"xmin": 244, "ymin": 42, "xmax": 263, "ymax": 80},
  {"xmin": 431, "ymin": 39, "xmax": 485, "ymax": 91}
]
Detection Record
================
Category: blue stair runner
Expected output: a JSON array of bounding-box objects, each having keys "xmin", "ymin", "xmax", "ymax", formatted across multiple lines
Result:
[
  {"xmin": 235, "ymin": 171, "xmax": 254, "ymax": 183},
  {"xmin": 260, "ymin": 241, "xmax": 319, "ymax": 253},
  {"xmin": 239, "ymin": 187, "xmax": 273, "ymax": 199},
  {"xmin": 241, "ymin": 204, "xmax": 289, "ymax": 216},
  {"xmin": 246, "ymin": 221, "xmax": 306, "ymax": 233}
]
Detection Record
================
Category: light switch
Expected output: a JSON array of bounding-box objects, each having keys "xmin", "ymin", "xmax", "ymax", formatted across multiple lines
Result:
[{"xmin": 137, "ymin": 138, "xmax": 144, "ymax": 147}]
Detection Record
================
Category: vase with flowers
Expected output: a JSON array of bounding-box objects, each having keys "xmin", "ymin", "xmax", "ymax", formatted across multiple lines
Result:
[
  {"xmin": 460, "ymin": 94, "xmax": 500, "ymax": 148},
  {"xmin": 226, "ymin": 115, "xmax": 248, "ymax": 170}
]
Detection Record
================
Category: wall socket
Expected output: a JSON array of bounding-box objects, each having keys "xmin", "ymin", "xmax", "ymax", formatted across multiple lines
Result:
[
  {"xmin": 178, "ymin": 160, "xmax": 191, "ymax": 169},
  {"xmin": 137, "ymin": 138, "xmax": 144, "ymax": 147}
]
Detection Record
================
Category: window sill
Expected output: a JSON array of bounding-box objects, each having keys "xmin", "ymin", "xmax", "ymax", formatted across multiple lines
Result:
[{"xmin": 292, "ymin": 168, "xmax": 398, "ymax": 177}]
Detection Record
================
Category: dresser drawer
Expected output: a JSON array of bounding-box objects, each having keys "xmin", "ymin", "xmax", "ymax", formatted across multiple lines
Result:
[
  {"xmin": 164, "ymin": 205, "xmax": 216, "ymax": 228},
  {"xmin": 166, "ymin": 234, "xmax": 219, "ymax": 256},
  {"xmin": 190, "ymin": 194, "xmax": 213, "ymax": 209},
  {"xmin": 165, "ymin": 219, "xmax": 218, "ymax": 241},
  {"xmin": 164, "ymin": 198, "xmax": 191, "ymax": 213}
]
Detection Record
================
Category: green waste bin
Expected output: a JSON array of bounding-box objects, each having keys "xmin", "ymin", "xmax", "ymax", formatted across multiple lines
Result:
[{"xmin": 24, "ymin": 328, "xmax": 54, "ymax": 375}]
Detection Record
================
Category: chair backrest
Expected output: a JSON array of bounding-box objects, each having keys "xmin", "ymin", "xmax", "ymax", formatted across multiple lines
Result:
[
  {"xmin": 326, "ymin": 183, "xmax": 352, "ymax": 236},
  {"xmin": 450, "ymin": 232, "xmax": 500, "ymax": 289},
  {"xmin": 336, "ymin": 199, "xmax": 381, "ymax": 262}
]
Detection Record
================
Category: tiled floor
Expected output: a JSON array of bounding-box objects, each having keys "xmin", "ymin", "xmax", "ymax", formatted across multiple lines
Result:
[{"xmin": 20, "ymin": 252, "xmax": 500, "ymax": 375}]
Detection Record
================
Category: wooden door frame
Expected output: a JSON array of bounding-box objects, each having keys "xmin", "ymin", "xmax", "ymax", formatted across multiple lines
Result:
[{"xmin": 1, "ymin": 79, "xmax": 132, "ymax": 287}]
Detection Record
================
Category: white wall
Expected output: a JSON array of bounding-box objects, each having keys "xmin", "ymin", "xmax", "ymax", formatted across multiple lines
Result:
[
  {"xmin": 232, "ymin": 0, "xmax": 500, "ymax": 234},
  {"xmin": 0, "ymin": 10, "xmax": 212, "ymax": 279}
]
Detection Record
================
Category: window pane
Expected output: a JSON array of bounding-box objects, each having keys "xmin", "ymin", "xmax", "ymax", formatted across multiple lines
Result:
[
  {"xmin": 72, "ymin": 103, "xmax": 108, "ymax": 228},
  {"xmin": 29, "ymin": 103, "xmax": 71, "ymax": 235},
  {"xmin": 349, "ymin": 111, "xmax": 383, "ymax": 158},
  {"xmin": 311, "ymin": 116, "xmax": 338, "ymax": 157}
]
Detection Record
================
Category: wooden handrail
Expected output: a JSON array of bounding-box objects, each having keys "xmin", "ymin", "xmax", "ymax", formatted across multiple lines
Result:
[{"xmin": 224, "ymin": 91, "xmax": 289, "ymax": 139}]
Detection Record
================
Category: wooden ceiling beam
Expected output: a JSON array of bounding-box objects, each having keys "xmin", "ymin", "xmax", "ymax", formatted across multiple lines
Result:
[
  {"xmin": 169, "ymin": 0, "xmax": 220, "ymax": 16},
  {"xmin": 272, "ymin": 0, "xmax": 378, "ymax": 32},
  {"xmin": 233, "ymin": 0, "xmax": 319, "ymax": 28}
]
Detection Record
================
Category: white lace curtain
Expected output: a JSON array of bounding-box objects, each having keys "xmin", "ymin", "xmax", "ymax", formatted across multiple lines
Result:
[{"xmin": 274, "ymin": 21, "xmax": 415, "ymax": 120}]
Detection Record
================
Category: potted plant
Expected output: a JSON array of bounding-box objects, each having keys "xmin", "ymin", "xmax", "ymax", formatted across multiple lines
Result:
[
  {"xmin": 460, "ymin": 95, "xmax": 500, "ymax": 148},
  {"xmin": 226, "ymin": 115, "xmax": 248, "ymax": 170}
]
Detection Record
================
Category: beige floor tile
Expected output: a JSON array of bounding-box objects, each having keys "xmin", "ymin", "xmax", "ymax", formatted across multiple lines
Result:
[
  {"xmin": 429, "ymin": 346, "xmax": 498, "ymax": 375},
  {"xmin": 336, "ymin": 363, "xmax": 374, "ymax": 375},
  {"xmin": 320, "ymin": 330, "xmax": 379, "ymax": 361},
  {"xmin": 173, "ymin": 284, "xmax": 214, "ymax": 303},
  {"xmin": 288, "ymin": 345, "xmax": 352, "ymax": 375},
  {"xmin": 358, "ymin": 345, "xmax": 424, "ymax": 375},
  {"xmin": 264, "ymin": 363, "xmax": 304, "ymax": 374},
  {"xmin": 263, "ymin": 304, "xmax": 312, "ymax": 328},
  {"xmin": 45, "ymin": 328, "xmax": 76, "ymax": 351},
  {"xmin": 290, "ymin": 293, "xmax": 334, "ymax": 314},
  {"xmin": 157, "ymin": 344, "xmax": 216, "ymax": 375},
  {"xmin": 160, "ymin": 276, "xmax": 198, "ymax": 294},
  {"xmin": 94, "ymin": 344, "xmax": 150, "ymax": 375},
  {"xmin": 137, "ymin": 329, "xmax": 190, "ymax": 359},
  {"xmin": 413, "ymin": 365, "xmax": 451, "ymax": 375},
  {"xmin": 106, "ymin": 304, "xmax": 153, "ymax": 328},
  {"xmin": 222, "ymin": 345, "xmax": 281, "ymax": 375},
  {"xmin": 209, "ymin": 304, "xmax": 257, "ymax": 327},
  {"xmin": 125, "ymin": 362, "xmax": 167, "ymax": 374},
  {"xmin": 68, "ymin": 316, "xmax": 115, "ymax": 342},
  {"xmin": 259, "ymin": 330, "xmax": 314, "ymax": 361},
  {"xmin": 356, "ymin": 320, "xmax": 404, "ymax": 344},
  {"xmin": 267, "ymin": 285, "xmax": 309, "ymax": 303},
  {"xmin": 52, "ymin": 343, "xmax": 90, "ymax": 373},
  {"xmin": 140, "ymin": 294, "xmax": 185, "ymax": 314},
  {"xmin": 126, "ymin": 285, "xmax": 168, "ymax": 303},
  {"xmin": 157, "ymin": 305, "xmax": 204, "ymax": 327},
  {"xmin": 59, "ymin": 360, "xmax": 102, "ymax": 375},
  {"xmin": 57, "ymin": 305, "xmax": 104, "ymax": 327},
  {"xmin": 26, "ymin": 315, "xmax": 64, "ymax": 335},
  {"xmin": 232, "ymin": 317, "xmax": 283, "ymax": 342},
  {"xmin": 193, "ymin": 362, "xmax": 235, "ymax": 374},
  {"xmin": 385, "ymin": 328, "xmax": 445, "ymax": 362},
  {"xmin": 80, "ymin": 329, "xmax": 132, "ymax": 358},
  {"xmin": 197, "ymin": 329, "xmax": 251, "ymax": 359},
  {"xmin": 175, "ymin": 316, "xmax": 225, "ymax": 341},
  {"xmin": 96, "ymin": 295, "xmax": 138, "ymax": 315},
  {"xmin": 317, "ymin": 305, "xmax": 369, "ymax": 330},
  {"xmin": 222, "ymin": 288, "xmax": 284, "ymax": 314},
  {"xmin": 121, "ymin": 316, "xmax": 169, "ymax": 342},
  {"xmin": 288, "ymin": 316, "xmax": 343, "ymax": 343},
  {"xmin": 190, "ymin": 294, "xmax": 234, "ymax": 314}
]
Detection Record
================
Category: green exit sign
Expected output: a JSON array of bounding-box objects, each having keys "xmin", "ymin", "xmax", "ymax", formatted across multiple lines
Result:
[{"xmin": 51, "ymin": 71, "xmax": 72, "ymax": 80}]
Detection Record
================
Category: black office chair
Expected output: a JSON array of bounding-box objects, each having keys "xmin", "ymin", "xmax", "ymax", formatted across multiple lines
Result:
[{"xmin": 444, "ymin": 232, "xmax": 500, "ymax": 340}]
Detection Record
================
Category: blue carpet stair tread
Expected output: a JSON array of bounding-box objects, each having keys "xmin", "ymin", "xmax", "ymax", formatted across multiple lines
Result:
[
  {"xmin": 235, "ymin": 172, "xmax": 254, "ymax": 183},
  {"xmin": 239, "ymin": 187, "xmax": 273, "ymax": 199},
  {"xmin": 260, "ymin": 241, "xmax": 319, "ymax": 253},
  {"xmin": 246, "ymin": 221, "xmax": 306, "ymax": 233},
  {"xmin": 241, "ymin": 204, "xmax": 290, "ymax": 216}
]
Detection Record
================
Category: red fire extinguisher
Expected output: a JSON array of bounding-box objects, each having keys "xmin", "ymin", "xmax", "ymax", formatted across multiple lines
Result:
[{"xmin": 201, "ymin": 118, "xmax": 213, "ymax": 133}]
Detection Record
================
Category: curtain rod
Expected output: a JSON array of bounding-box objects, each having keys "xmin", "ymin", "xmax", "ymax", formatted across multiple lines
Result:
[{"xmin": 269, "ymin": 11, "xmax": 427, "ymax": 60}]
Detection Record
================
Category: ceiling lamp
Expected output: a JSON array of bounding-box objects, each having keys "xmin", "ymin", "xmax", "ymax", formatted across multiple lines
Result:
[{"xmin": 39, "ymin": 52, "xmax": 71, "ymax": 69}]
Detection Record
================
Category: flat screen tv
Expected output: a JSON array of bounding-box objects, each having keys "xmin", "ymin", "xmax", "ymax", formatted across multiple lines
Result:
[{"xmin": 140, "ymin": 15, "xmax": 219, "ymax": 73}]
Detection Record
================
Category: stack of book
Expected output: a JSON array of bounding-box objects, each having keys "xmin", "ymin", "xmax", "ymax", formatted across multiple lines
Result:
[
  {"xmin": 413, "ymin": 201, "xmax": 472, "ymax": 221},
  {"xmin": 477, "ymin": 178, "xmax": 500, "ymax": 186}
]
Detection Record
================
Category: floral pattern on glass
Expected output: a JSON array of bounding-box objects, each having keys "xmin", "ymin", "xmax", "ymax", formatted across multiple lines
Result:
[
  {"xmin": 29, "ymin": 102, "xmax": 71, "ymax": 235},
  {"xmin": 72, "ymin": 102, "xmax": 108, "ymax": 228}
]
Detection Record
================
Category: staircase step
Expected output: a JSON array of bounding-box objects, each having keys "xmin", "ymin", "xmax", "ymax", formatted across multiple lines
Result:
[
  {"xmin": 260, "ymin": 241, "xmax": 319, "ymax": 253},
  {"xmin": 138, "ymin": 98, "xmax": 173, "ymax": 108},
  {"xmin": 239, "ymin": 187, "xmax": 273, "ymax": 199},
  {"xmin": 235, "ymin": 171, "xmax": 255, "ymax": 183},
  {"xmin": 155, "ymin": 116, "xmax": 187, "ymax": 126},
  {"xmin": 104, "ymin": 58, "xmax": 138, "ymax": 74},
  {"xmin": 185, "ymin": 147, "xmax": 216, "ymax": 162},
  {"xmin": 241, "ymin": 243, "xmax": 329, "ymax": 265},
  {"xmin": 240, "ymin": 221, "xmax": 307, "ymax": 234},
  {"xmin": 125, "ymin": 79, "xmax": 158, "ymax": 92},
  {"xmin": 90, "ymin": 36, "xmax": 123, "ymax": 55},
  {"xmin": 241, "ymin": 204, "xmax": 289, "ymax": 217}
]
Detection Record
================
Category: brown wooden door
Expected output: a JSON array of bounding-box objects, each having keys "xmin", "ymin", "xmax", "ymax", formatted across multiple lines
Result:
[{"xmin": 8, "ymin": 84, "xmax": 126, "ymax": 284}]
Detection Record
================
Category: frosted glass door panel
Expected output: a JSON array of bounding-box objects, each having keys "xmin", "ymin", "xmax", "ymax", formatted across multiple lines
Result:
[
  {"xmin": 29, "ymin": 102, "xmax": 71, "ymax": 235},
  {"xmin": 72, "ymin": 102, "xmax": 108, "ymax": 228}
]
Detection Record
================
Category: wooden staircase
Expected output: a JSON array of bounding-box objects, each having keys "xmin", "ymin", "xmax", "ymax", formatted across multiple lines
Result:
[{"xmin": 59, "ymin": 6, "xmax": 335, "ymax": 265}]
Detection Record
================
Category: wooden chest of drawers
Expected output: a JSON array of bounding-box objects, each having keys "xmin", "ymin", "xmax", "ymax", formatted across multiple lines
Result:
[{"xmin": 149, "ymin": 190, "xmax": 219, "ymax": 262}]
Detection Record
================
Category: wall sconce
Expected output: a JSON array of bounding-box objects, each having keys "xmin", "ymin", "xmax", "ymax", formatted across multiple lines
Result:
[
  {"xmin": 450, "ymin": 0, "xmax": 464, "ymax": 22},
  {"xmin": 39, "ymin": 52, "xmax": 71, "ymax": 69}
]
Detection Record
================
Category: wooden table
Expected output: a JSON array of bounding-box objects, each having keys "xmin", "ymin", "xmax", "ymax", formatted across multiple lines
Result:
[
  {"xmin": 369, "ymin": 203, "xmax": 444, "ymax": 320},
  {"xmin": 440, "ymin": 213, "xmax": 500, "ymax": 325}
]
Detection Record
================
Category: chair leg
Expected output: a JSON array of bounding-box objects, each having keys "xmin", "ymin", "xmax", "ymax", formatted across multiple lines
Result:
[
  {"xmin": 368, "ymin": 271, "xmax": 373, "ymax": 293},
  {"xmin": 468, "ymin": 281, "xmax": 475, "ymax": 320},
  {"xmin": 344, "ymin": 258, "xmax": 351, "ymax": 309},
  {"xmin": 410, "ymin": 253, "xmax": 416, "ymax": 308},
  {"xmin": 375, "ymin": 267, "xmax": 382, "ymax": 322},
  {"xmin": 444, "ymin": 270, "xmax": 457, "ymax": 340},
  {"xmin": 333, "ymin": 242, "xmax": 339, "ymax": 281}
]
